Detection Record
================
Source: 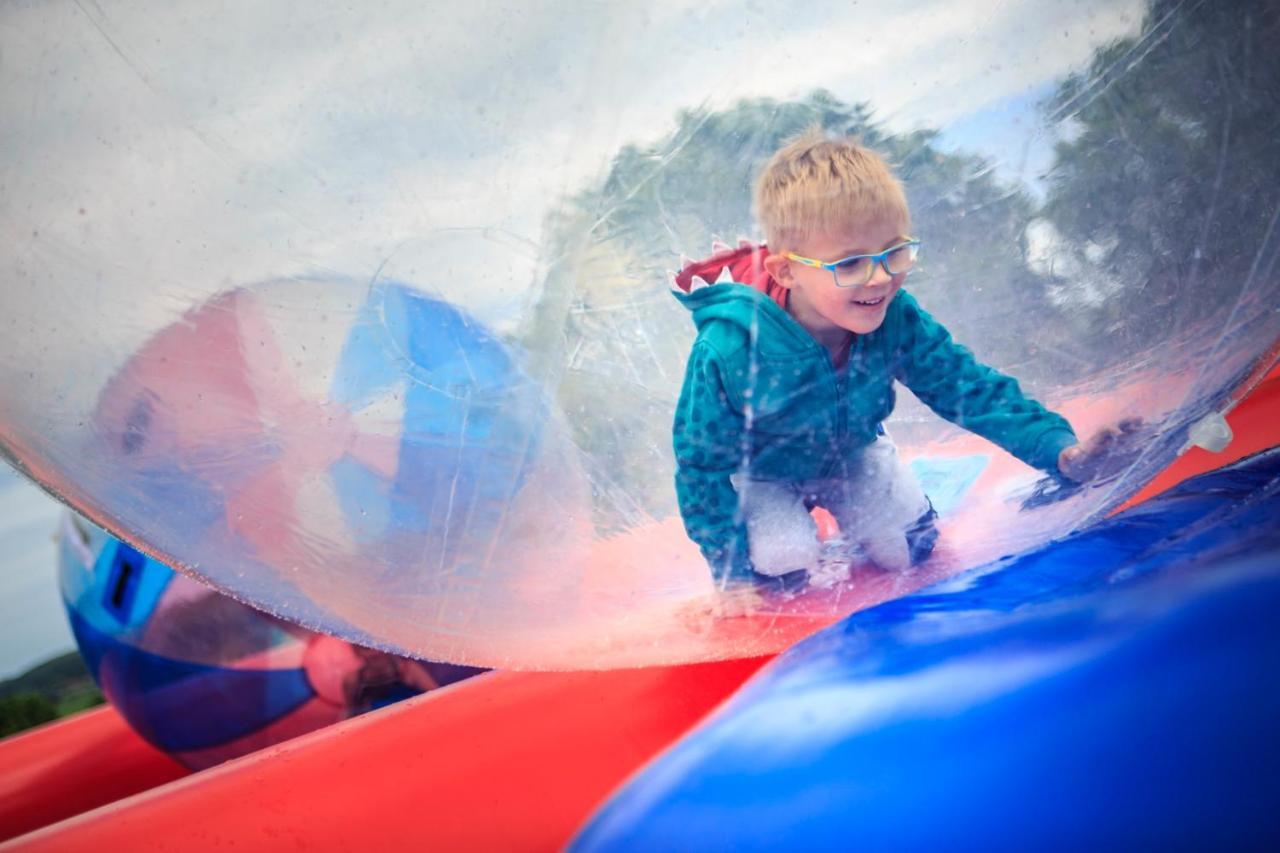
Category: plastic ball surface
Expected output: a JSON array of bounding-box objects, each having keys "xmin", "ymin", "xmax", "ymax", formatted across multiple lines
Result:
[{"xmin": 3, "ymin": 0, "xmax": 1278, "ymax": 667}]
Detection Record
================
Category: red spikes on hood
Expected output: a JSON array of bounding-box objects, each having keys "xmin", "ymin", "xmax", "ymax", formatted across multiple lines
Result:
[{"xmin": 672, "ymin": 239, "xmax": 788, "ymax": 310}]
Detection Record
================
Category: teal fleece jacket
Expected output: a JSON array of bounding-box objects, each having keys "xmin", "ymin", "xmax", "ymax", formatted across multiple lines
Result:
[{"xmin": 672, "ymin": 283, "xmax": 1077, "ymax": 581}]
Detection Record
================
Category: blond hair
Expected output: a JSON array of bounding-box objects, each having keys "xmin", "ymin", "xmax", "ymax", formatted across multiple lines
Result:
[{"xmin": 754, "ymin": 127, "xmax": 909, "ymax": 251}]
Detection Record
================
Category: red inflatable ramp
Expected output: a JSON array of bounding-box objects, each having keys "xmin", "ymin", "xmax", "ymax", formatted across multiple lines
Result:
[
  {"xmin": 6, "ymin": 658, "xmax": 769, "ymax": 850},
  {"xmin": 0, "ymin": 706, "xmax": 186, "ymax": 842}
]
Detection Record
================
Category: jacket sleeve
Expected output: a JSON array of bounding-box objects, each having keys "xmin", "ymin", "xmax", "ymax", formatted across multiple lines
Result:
[
  {"xmin": 673, "ymin": 340, "xmax": 753, "ymax": 581},
  {"xmin": 890, "ymin": 291, "xmax": 1077, "ymax": 474}
]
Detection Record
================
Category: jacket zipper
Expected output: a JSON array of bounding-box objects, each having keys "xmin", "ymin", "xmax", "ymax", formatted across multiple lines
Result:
[{"xmin": 817, "ymin": 340, "xmax": 846, "ymax": 479}]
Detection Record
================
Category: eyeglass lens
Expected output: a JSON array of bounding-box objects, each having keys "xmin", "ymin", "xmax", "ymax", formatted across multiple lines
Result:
[{"xmin": 832, "ymin": 244, "xmax": 918, "ymax": 286}]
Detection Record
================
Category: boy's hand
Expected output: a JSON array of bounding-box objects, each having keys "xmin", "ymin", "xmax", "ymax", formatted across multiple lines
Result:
[{"xmin": 1057, "ymin": 417, "xmax": 1144, "ymax": 483}]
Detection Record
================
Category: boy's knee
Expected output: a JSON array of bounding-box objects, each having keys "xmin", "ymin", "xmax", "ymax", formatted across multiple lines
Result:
[
  {"xmin": 862, "ymin": 504, "xmax": 938, "ymax": 571},
  {"xmin": 861, "ymin": 534, "xmax": 911, "ymax": 572},
  {"xmin": 739, "ymin": 479, "xmax": 819, "ymax": 575},
  {"xmin": 749, "ymin": 534, "xmax": 821, "ymax": 577}
]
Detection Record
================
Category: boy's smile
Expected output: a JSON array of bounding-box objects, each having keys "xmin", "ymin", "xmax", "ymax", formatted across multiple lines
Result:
[{"xmin": 765, "ymin": 218, "xmax": 913, "ymax": 354}]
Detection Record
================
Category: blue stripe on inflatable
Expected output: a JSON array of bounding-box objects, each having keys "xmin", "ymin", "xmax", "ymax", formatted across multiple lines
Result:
[
  {"xmin": 575, "ymin": 447, "xmax": 1280, "ymax": 851},
  {"xmin": 63, "ymin": 539, "xmax": 174, "ymax": 640}
]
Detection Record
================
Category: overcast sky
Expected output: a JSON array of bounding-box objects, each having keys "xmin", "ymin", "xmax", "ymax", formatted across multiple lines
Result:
[
  {"xmin": 0, "ymin": 468, "xmax": 71, "ymax": 677},
  {"xmin": 2, "ymin": 0, "xmax": 1144, "ymax": 315}
]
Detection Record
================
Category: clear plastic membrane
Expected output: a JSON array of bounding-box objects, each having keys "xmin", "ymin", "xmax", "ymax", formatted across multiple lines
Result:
[{"xmin": 2, "ymin": 0, "xmax": 1277, "ymax": 668}]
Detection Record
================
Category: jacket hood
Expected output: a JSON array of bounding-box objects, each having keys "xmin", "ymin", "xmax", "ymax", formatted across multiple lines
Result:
[{"xmin": 671, "ymin": 241, "xmax": 818, "ymax": 354}]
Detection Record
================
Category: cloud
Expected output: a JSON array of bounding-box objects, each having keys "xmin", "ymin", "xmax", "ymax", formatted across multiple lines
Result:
[{"xmin": 3, "ymin": 0, "xmax": 1146, "ymax": 248}]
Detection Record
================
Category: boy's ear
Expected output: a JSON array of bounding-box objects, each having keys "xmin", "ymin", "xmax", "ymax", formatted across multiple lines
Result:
[{"xmin": 763, "ymin": 252, "xmax": 796, "ymax": 290}]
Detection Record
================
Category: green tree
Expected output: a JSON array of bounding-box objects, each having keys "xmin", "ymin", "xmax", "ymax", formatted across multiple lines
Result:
[
  {"xmin": 1040, "ymin": 0, "xmax": 1280, "ymax": 357},
  {"xmin": 0, "ymin": 693, "xmax": 57, "ymax": 737},
  {"xmin": 0, "ymin": 651, "xmax": 105, "ymax": 736}
]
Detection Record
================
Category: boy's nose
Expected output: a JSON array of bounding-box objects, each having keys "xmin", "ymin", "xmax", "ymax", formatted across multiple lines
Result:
[{"xmin": 866, "ymin": 262, "xmax": 894, "ymax": 287}]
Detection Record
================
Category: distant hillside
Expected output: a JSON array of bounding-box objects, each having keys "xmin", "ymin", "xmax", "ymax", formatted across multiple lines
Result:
[
  {"xmin": 0, "ymin": 651, "xmax": 89, "ymax": 698},
  {"xmin": 0, "ymin": 651, "xmax": 103, "ymax": 738}
]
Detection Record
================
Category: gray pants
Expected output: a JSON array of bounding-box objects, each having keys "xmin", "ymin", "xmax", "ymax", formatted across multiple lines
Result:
[{"xmin": 734, "ymin": 437, "xmax": 931, "ymax": 575}]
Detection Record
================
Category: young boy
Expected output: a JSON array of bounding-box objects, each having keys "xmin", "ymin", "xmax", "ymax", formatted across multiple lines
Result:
[{"xmin": 671, "ymin": 129, "xmax": 1132, "ymax": 586}]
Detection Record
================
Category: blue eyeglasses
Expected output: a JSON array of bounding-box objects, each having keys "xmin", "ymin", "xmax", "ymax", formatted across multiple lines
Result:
[{"xmin": 785, "ymin": 239, "xmax": 921, "ymax": 288}]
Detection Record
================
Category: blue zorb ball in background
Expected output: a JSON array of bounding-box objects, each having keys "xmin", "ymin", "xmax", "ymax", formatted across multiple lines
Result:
[{"xmin": 58, "ymin": 511, "xmax": 485, "ymax": 770}]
